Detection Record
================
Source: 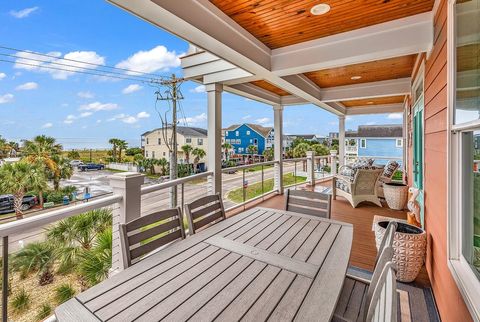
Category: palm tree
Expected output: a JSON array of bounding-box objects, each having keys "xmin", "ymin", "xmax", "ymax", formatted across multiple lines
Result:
[
  {"xmin": 0, "ymin": 162, "xmax": 47, "ymax": 219},
  {"xmin": 0, "ymin": 136, "xmax": 7, "ymax": 158},
  {"xmin": 222, "ymin": 143, "xmax": 232, "ymax": 161},
  {"xmin": 247, "ymin": 145, "xmax": 258, "ymax": 163},
  {"xmin": 51, "ymin": 155, "xmax": 73, "ymax": 191},
  {"xmin": 108, "ymin": 138, "xmax": 119, "ymax": 162},
  {"xmin": 181, "ymin": 144, "xmax": 193, "ymax": 165},
  {"xmin": 157, "ymin": 158, "xmax": 168, "ymax": 176},
  {"xmin": 117, "ymin": 140, "xmax": 128, "ymax": 162},
  {"xmin": 47, "ymin": 209, "xmax": 112, "ymax": 272},
  {"xmin": 263, "ymin": 147, "xmax": 274, "ymax": 161},
  {"xmin": 23, "ymin": 135, "xmax": 62, "ymax": 188},
  {"xmin": 11, "ymin": 242, "xmax": 55, "ymax": 285},
  {"xmin": 192, "ymin": 148, "xmax": 206, "ymax": 173},
  {"xmin": 77, "ymin": 228, "xmax": 112, "ymax": 287}
]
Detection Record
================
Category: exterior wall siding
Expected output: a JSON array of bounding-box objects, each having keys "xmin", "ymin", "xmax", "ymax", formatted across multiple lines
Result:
[
  {"xmin": 225, "ymin": 124, "xmax": 268, "ymax": 155},
  {"xmin": 418, "ymin": 0, "xmax": 472, "ymax": 320},
  {"xmin": 356, "ymin": 138, "xmax": 403, "ymax": 164}
]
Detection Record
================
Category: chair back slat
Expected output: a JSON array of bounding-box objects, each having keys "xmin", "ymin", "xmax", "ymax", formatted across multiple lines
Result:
[
  {"xmin": 120, "ymin": 207, "xmax": 185, "ymax": 267},
  {"xmin": 185, "ymin": 193, "xmax": 226, "ymax": 234},
  {"xmin": 376, "ymin": 221, "xmax": 397, "ymax": 266},
  {"xmin": 353, "ymin": 168, "xmax": 383, "ymax": 195},
  {"xmin": 366, "ymin": 262, "xmax": 397, "ymax": 322},
  {"xmin": 285, "ymin": 189, "xmax": 331, "ymax": 219},
  {"xmin": 364, "ymin": 246, "xmax": 394, "ymax": 321}
]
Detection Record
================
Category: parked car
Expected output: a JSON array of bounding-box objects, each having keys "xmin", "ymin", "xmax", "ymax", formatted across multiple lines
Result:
[
  {"xmin": 0, "ymin": 194, "xmax": 38, "ymax": 214},
  {"xmin": 78, "ymin": 163, "xmax": 105, "ymax": 171},
  {"xmin": 69, "ymin": 160, "xmax": 84, "ymax": 168}
]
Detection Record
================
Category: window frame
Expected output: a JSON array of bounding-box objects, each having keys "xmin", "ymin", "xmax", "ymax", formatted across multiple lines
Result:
[
  {"xmin": 447, "ymin": 0, "xmax": 480, "ymax": 318},
  {"xmin": 360, "ymin": 139, "xmax": 367, "ymax": 149},
  {"xmin": 395, "ymin": 138, "xmax": 403, "ymax": 148}
]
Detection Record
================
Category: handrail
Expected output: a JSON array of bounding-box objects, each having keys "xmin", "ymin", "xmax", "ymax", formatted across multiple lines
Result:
[
  {"xmin": 347, "ymin": 155, "xmax": 403, "ymax": 160},
  {"xmin": 221, "ymin": 161, "xmax": 277, "ymax": 172},
  {"xmin": 141, "ymin": 171, "xmax": 213, "ymax": 194},
  {"xmin": 0, "ymin": 194, "xmax": 123, "ymax": 238},
  {"xmin": 283, "ymin": 157, "xmax": 308, "ymax": 162}
]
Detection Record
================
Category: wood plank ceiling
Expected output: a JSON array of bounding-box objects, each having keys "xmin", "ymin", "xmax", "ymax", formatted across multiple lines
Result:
[
  {"xmin": 341, "ymin": 95, "xmax": 406, "ymax": 107},
  {"xmin": 304, "ymin": 55, "xmax": 417, "ymax": 88},
  {"xmin": 210, "ymin": 0, "xmax": 435, "ymax": 49},
  {"xmin": 250, "ymin": 80, "xmax": 291, "ymax": 96}
]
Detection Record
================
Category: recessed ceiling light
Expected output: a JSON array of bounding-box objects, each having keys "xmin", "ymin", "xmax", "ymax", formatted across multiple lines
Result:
[
  {"xmin": 310, "ymin": 3, "xmax": 331, "ymax": 15},
  {"xmin": 367, "ymin": 101, "xmax": 374, "ymax": 104},
  {"xmin": 350, "ymin": 76, "xmax": 362, "ymax": 80}
]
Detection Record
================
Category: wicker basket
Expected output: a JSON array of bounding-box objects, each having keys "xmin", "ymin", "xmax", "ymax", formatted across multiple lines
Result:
[
  {"xmin": 383, "ymin": 182, "xmax": 408, "ymax": 210},
  {"xmin": 375, "ymin": 221, "xmax": 426, "ymax": 282}
]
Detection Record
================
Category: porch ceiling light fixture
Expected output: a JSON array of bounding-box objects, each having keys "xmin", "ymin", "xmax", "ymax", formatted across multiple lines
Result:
[
  {"xmin": 310, "ymin": 3, "xmax": 331, "ymax": 15},
  {"xmin": 350, "ymin": 76, "xmax": 362, "ymax": 80}
]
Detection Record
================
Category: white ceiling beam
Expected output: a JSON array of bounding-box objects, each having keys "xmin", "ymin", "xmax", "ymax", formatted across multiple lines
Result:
[
  {"xmin": 202, "ymin": 68, "xmax": 253, "ymax": 84},
  {"xmin": 320, "ymin": 78, "xmax": 411, "ymax": 103},
  {"xmin": 225, "ymin": 83, "xmax": 281, "ymax": 106},
  {"xmin": 183, "ymin": 60, "xmax": 237, "ymax": 79},
  {"xmin": 271, "ymin": 12, "xmax": 433, "ymax": 76},
  {"xmin": 345, "ymin": 103, "xmax": 404, "ymax": 115},
  {"xmin": 107, "ymin": 0, "xmax": 344, "ymax": 116},
  {"xmin": 280, "ymin": 95, "xmax": 307, "ymax": 106}
]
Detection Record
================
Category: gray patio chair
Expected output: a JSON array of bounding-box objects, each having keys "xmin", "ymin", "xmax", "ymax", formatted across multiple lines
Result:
[
  {"xmin": 333, "ymin": 246, "xmax": 395, "ymax": 322},
  {"xmin": 120, "ymin": 207, "xmax": 185, "ymax": 268},
  {"xmin": 365, "ymin": 262, "xmax": 397, "ymax": 322},
  {"xmin": 185, "ymin": 193, "xmax": 226, "ymax": 234},
  {"xmin": 284, "ymin": 189, "xmax": 331, "ymax": 219}
]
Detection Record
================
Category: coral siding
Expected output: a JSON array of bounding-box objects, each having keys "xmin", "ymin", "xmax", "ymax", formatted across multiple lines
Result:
[{"xmin": 420, "ymin": 0, "xmax": 472, "ymax": 320}]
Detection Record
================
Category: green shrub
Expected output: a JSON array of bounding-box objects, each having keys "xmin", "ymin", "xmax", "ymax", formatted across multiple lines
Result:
[
  {"xmin": 46, "ymin": 191, "xmax": 65, "ymax": 204},
  {"xmin": 392, "ymin": 170, "xmax": 403, "ymax": 181},
  {"xmin": 36, "ymin": 303, "xmax": 52, "ymax": 321},
  {"xmin": 11, "ymin": 288, "xmax": 30, "ymax": 313},
  {"xmin": 55, "ymin": 283, "xmax": 76, "ymax": 304},
  {"xmin": 61, "ymin": 185, "xmax": 77, "ymax": 196}
]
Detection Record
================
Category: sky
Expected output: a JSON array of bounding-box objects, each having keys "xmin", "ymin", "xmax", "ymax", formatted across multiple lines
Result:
[{"xmin": 0, "ymin": 1, "xmax": 403, "ymax": 150}]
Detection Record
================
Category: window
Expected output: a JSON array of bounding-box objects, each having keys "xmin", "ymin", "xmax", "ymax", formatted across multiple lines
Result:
[
  {"xmin": 163, "ymin": 152, "xmax": 166, "ymax": 157},
  {"xmin": 146, "ymin": 138, "xmax": 149, "ymax": 145},
  {"xmin": 225, "ymin": 131, "xmax": 228, "ymax": 136},
  {"xmin": 158, "ymin": 138, "xmax": 161, "ymax": 145},
  {"xmin": 145, "ymin": 151, "xmax": 149, "ymax": 158},
  {"xmin": 235, "ymin": 131, "xmax": 239, "ymax": 137},
  {"xmin": 247, "ymin": 130, "xmax": 250, "ymax": 135},
  {"xmin": 152, "ymin": 151, "xmax": 155, "ymax": 159},
  {"xmin": 254, "ymin": 138, "xmax": 258, "ymax": 145},
  {"xmin": 449, "ymin": 0, "xmax": 480, "ymax": 316},
  {"xmin": 186, "ymin": 137, "xmax": 192, "ymax": 143},
  {"xmin": 236, "ymin": 139, "xmax": 241, "ymax": 144},
  {"xmin": 360, "ymin": 139, "xmax": 367, "ymax": 148},
  {"xmin": 250, "ymin": 139, "xmax": 253, "ymax": 143},
  {"xmin": 197, "ymin": 138, "xmax": 203, "ymax": 145},
  {"xmin": 396, "ymin": 139, "xmax": 403, "ymax": 148}
]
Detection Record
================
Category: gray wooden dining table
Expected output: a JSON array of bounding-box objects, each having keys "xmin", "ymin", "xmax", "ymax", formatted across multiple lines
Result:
[{"xmin": 55, "ymin": 207, "xmax": 353, "ymax": 322}]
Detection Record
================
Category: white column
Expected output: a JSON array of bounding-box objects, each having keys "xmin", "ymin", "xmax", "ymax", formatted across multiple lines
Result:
[
  {"xmin": 330, "ymin": 151, "xmax": 338, "ymax": 176},
  {"xmin": 338, "ymin": 115, "xmax": 346, "ymax": 166},
  {"xmin": 109, "ymin": 172, "xmax": 145, "ymax": 273},
  {"xmin": 206, "ymin": 83, "xmax": 223, "ymax": 195},
  {"xmin": 273, "ymin": 105, "xmax": 284, "ymax": 194},
  {"xmin": 306, "ymin": 151, "xmax": 315, "ymax": 187}
]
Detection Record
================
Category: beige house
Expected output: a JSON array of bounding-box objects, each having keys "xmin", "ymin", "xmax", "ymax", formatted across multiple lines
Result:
[{"xmin": 141, "ymin": 126, "xmax": 208, "ymax": 166}]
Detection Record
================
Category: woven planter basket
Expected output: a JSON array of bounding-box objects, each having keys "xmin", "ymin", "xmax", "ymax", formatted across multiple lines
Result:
[
  {"xmin": 375, "ymin": 221, "xmax": 426, "ymax": 282},
  {"xmin": 383, "ymin": 183, "xmax": 408, "ymax": 210}
]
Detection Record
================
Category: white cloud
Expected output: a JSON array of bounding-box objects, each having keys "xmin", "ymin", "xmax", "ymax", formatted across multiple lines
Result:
[
  {"xmin": 0, "ymin": 73, "xmax": 6, "ymax": 80},
  {"xmin": 184, "ymin": 113, "xmax": 207, "ymax": 124},
  {"xmin": 255, "ymin": 117, "xmax": 270, "ymax": 124},
  {"xmin": 79, "ymin": 101, "xmax": 118, "ymax": 112},
  {"xmin": 77, "ymin": 91, "xmax": 94, "ymax": 99},
  {"xmin": 387, "ymin": 113, "xmax": 403, "ymax": 120},
  {"xmin": 64, "ymin": 115, "xmax": 75, "ymax": 124},
  {"xmin": 14, "ymin": 50, "xmax": 105, "ymax": 79},
  {"xmin": 115, "ymin": 46, "xmax": 181, "ymax": 74},
  {"xmin": 108, "ymin": 111, "xmax": 149, "ymax": 124},
  {"xmin": 10, "ymin": 7, "xmax": 39, "ymax": 18},
  {"xmin": 15, "ymin": 82, "xmax": 38, "ymax": 91},
  {"xmin": 96, "ymin": 120, "xmax": 102, "ymax": 124},
  {"xmin": 365, "ymin": 121, "xmax": 377, "ymax": 125},
  {"xmin": 41, "ymin": 122, "xmax": 53, "ymax": 129},
  {"xmin": 80, "ymin": 112, "xmax": 92, "ymax": 118},
  {"xmin": 0, "ymin": 94, "xmax": 14, "ymax": 104},
  {"xmin": 190, "ymin": 85, "xmax": 206, "ymax": 93},
  {"xmin": 242, "ymin": 115, "xmax": 251, "ymax": 120},
  {"xmin": 136, "ymin": 111, "xmax": 150, "ymax": 119},
  {"xmin": 122, "ymin": 84, "xmax": 143, "ymax": 94}
]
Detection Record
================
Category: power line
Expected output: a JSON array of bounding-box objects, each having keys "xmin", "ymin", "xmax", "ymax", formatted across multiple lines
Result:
[
  {"xmin": 0, "ymin": 52, "xmax": 156, "ymax": 83},
  {"xmin": 0, "ymin": 45, "xmax": 168, "ymax": 79}
]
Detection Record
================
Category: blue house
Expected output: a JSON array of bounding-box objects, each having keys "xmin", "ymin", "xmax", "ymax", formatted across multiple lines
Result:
[
  {"xmin": 345, "ymin": 125, "xmax": 403, "ymax": 166},
  {"xmin": 224, "ymin": 124, "xmax": 273, "ymax": 156}
]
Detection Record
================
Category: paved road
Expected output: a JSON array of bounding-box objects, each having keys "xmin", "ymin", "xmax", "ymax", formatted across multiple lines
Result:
[{"xmin": 2, "ymin": 165, "xmax": 299, "ymax": 254}]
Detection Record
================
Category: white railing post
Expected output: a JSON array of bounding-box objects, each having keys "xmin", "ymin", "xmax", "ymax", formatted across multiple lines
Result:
[
  {"xmin": 330, "ymin": 150, "xmax": 338, "ymax": 176},
  {"xmin": 306, "ymin": 151, "xmax": 315, "ymax": 187},
  {"xmin": 207, "ymin": 173, "xmax": 214, "ymax": 195},
  {"xmin": 273, "ymin": 105, "xmax": 284, "ymax": 194},
  {"xmin": 338, "ymin": 115, "xmax": 346, "ymax": 166},
  {"xmin": 109, "ymin": 172, "xmax": 145, "ymax": 274}
]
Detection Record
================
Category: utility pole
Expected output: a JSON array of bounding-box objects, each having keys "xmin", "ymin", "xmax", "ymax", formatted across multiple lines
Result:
[{"xmin": 155, "ymin": 74, "xmax": 184, "ymax": 208}]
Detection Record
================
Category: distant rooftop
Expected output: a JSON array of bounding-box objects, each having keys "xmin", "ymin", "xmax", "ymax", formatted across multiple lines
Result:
[
  {"xmin": 346, "ymin": 124, "xmax": 403, "ymax": 138},
  {"xmin": 224, "ymin": 123, "xmax": 273, "ymax": 138},
  {"xmin": 142, "ymin": 126, "xmax": 208, "ymax": 137}
]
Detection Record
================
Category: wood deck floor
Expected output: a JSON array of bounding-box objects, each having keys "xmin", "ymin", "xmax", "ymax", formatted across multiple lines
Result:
[{"xmin": 227, "ymin": 180, "xmax": 430, "ymax": 286}]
